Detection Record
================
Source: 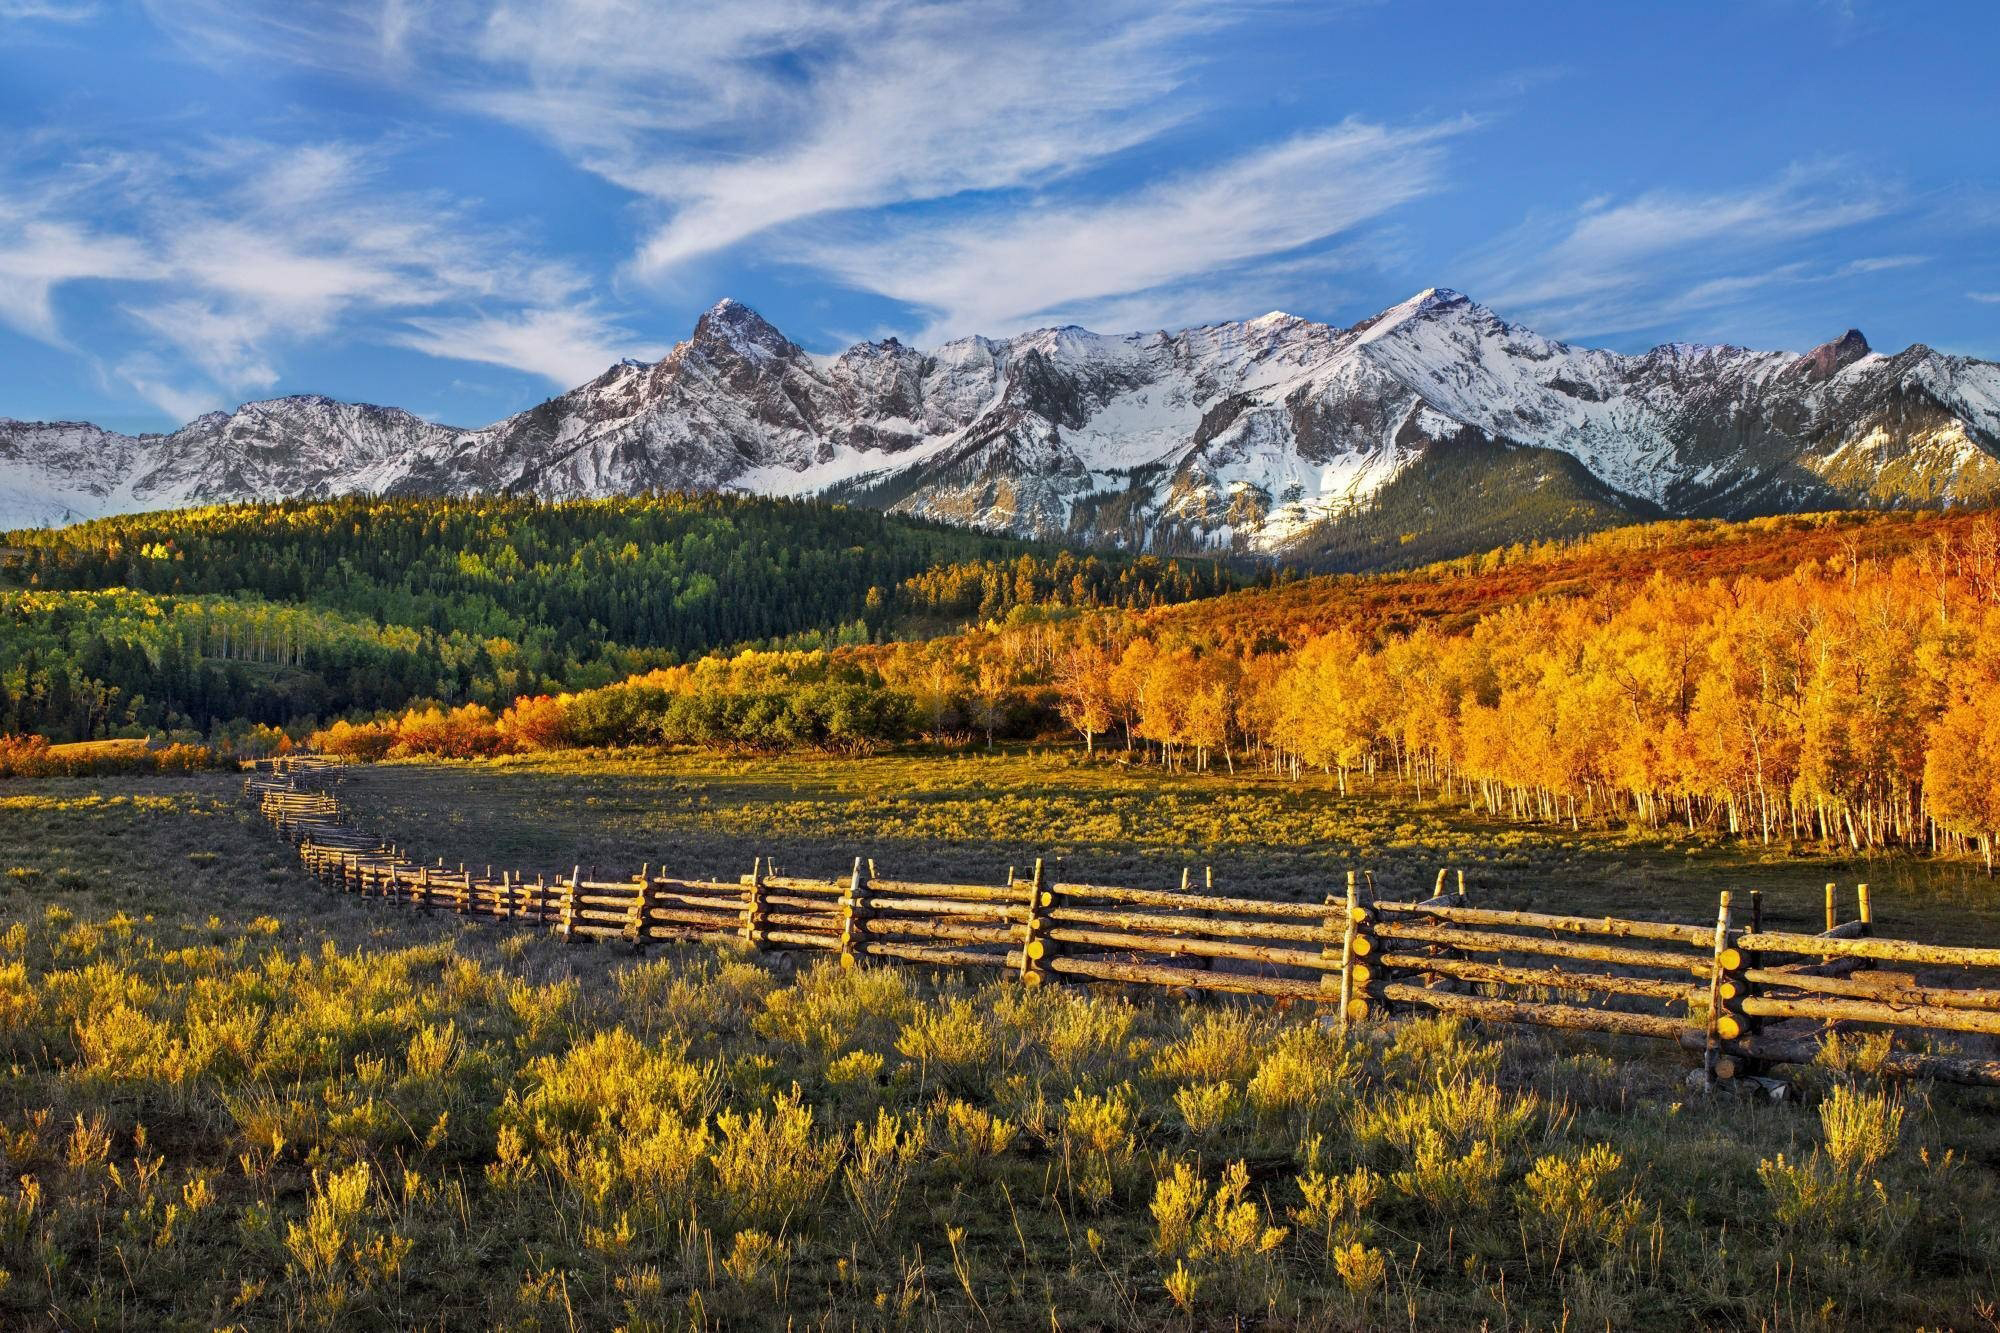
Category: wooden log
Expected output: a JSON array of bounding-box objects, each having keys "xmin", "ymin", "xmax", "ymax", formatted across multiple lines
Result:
[
  {"xmin": 862, "ymin": 917, "xmax": 1021, "ymax": 946},
  {"xmin": 1744, "ymin": 967, "xmax": 2000, "ymax": 1011},
  {"xmin": 1376, "ymin": 952, "xmax": 1695, "ymax": 1002},
  {"xmin": 758, "ymin": 876, "xmax": 846, "ymax": 896},
  {"xmin": 1673, "ymin": 1030, "xmax": 2000, "ymax": 1087},
  {"xmin": 763, "ymin": 929, "xmax": 841, "ymax": 951},
  {"xmin": 1382, "ymin": 983, "xmax": 1690, "ymax": 1041},
  {"xmin": 763, "ymin": 909, "xmax": 846, "ymax": 931},
  {"xmin": 1045, "ymin": 953, "xmax": 1331, "ymax": 1001},
  {"xmin": 1376, "ymin": 900, "xmax": 1711, "ymax": 947},
  {"xmin": 1046, "ymin": 925, "xmax": 1336, "ymax": 971},
  {"xmin": 763, "ymin": 891, "xmax": 846, "ymax": 912},
  {"xmin": 1376, "ymin": 921, "xmax": 1711, "ymax": 976},
  {"xmin": 860, "ymin": 941, "xmax": 1011, "ymax": 969},
  {"xmin": 559, "ymin": 869, "xmax": 579, "ymax": 941},
  {"xmin": 1740, "ymin": 992, "xmax": 2000, "ymax": 1036},
  {"xmin": 1045, "ymin": 905, "xmax": 1328, "ymax": 944},
  {"xmin": 1701, "ymin": 891, "xmax": 1736, "ymax": 1076},
  {"xmin": 866, "ymin": 879, "xmax": 1027, "ymax": 904},
  {"xmin": 1338, "ymin": 871, "xmax": 1360, "ymax": 1031},
  {"xmin": 1017, "ymin": 858, "xmax": 1054, "ymax": 984},
  {"xmin": 1052, "ymin": 882, "xmax": 1329, "ymax": 920},
  {"xmin": 1736, "ymin": 931, "xmax": 2000, "ymax": 970},
  {"xmin": 642, "ymin": 906, "xmax": 741, "ymax": 930},
  {"xmin": 863, "ymin": 895, "xmax": 1027, "ymax": 921},
  {"xmin": 838, "ymin": 859, "xmax": 869, "ymax": 966}
]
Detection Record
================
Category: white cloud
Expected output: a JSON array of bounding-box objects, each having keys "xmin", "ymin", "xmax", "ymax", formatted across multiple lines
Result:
[
  {"xmin": 1971, "ymin": 291, "xmax": 2000, "ymax": 304},
  {"xmin": 0, "ymin": 1, "xmax": 98, "ymax": 19},
  {"xmin": 803, "ymin": 119, "xmax": 1466, "ymax": 340},
  {"xmin": 112, "ymin": 354, "xmax": 224, "ymax": 423},
  {"xmin": 396, "ymin": 307, "xmax": 666, "ymax": 385},
  {"xmin": 1466, "ymin": 165, "xmax": 1904, "ymax": 339},
  {"xmin": 0, "ymin": 216, "xmax": 157, "ymax": 342},
  {"xmin": 145, "ymin": 1, "xmax": 1252, "ymax": 280},
  {"xmin": 1, "ymin": 133, "xmax": 651, "ymax": 414}
]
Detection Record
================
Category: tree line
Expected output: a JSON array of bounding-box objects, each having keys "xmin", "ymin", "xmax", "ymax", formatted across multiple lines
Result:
[
  {"xmin": 1, "ymin": 494, "xmax": 1236, "ymax": 743},
  {"xmin": 324, "ymin": 510, "xmax": 2000, "ymax": 866}
]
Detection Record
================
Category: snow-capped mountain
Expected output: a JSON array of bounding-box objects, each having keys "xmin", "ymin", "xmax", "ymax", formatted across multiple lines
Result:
[{"xmin": 5, "ymin": 291, "xmax": 1998, "ymax": 557}]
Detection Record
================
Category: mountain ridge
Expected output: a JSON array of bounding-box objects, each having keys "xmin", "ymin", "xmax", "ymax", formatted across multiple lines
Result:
[{"xmin": 5, "ymin": 290, "xmax": 1999, "ymax": 556}]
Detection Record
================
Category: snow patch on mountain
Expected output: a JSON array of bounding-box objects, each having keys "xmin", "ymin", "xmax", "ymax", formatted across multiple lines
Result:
[{"xmin": 5, "ymin": 292, "xmax": 1999, "ymax": 552}]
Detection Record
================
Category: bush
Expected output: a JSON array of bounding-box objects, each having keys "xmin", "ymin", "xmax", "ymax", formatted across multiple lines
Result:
[
  {"xmin": 391, "ymin": 704, "xmax": 508, "ymax": 759},
  {"xmin": 310, "ymin": 719, "xmax": 397, "ymax": 762}
]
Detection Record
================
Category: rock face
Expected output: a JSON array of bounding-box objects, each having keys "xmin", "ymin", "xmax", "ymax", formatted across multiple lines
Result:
[{"xmin": 5, "ymin": 290, "xmax": 1999, "ymax": 556}]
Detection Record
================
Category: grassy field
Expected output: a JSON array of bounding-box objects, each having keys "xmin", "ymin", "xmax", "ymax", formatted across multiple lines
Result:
[
  {"xmin": 341, "ymin": 748, "xmax": 2000, "ymax": 945},
  {"xmin": 2, "ymin": 766, "xmax": 1999, "ymax": 1328}
]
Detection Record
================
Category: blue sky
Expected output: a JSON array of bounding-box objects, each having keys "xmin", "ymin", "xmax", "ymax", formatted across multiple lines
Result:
[{"xmin": 2, "ymin": 0, "xmax": 1996, "ymax": 433}]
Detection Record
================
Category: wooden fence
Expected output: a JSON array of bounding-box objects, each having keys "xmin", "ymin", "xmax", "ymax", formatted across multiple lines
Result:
[{"xmin": 246, "ymin": 756, "xmax": 2000, "ymax": 1088}]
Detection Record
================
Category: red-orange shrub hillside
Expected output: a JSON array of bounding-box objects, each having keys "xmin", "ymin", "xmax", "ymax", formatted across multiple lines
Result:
[
  {"xmin": 391, "ymin": 704, "xmax": 508, "ymax": 759},
  {"xmin": 497, "ymin": 694, "xmax": 574, "ymax": 751},
  {"xmin": 309, "ymin": 718, "xmax": 398, "ymax": 762}
]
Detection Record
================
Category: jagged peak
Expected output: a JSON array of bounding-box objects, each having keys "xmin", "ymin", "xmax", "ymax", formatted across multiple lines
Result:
[
  {"xmin": 1794, "ymin": 328, "xmax": 1873, "ymax": 382},
  {"xmin": 1350, "ymin": 287, "xmax": 1484, "ymax": 345},
  {"xmin": 691, "ymin": 297, "xmax": 796, "ymax": 360}
]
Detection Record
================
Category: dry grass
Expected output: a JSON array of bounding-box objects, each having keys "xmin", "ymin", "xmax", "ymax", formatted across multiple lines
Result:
[
  {"xmin": 339, "ymin": 749, "xmax": 2000, "ymax": 942},
  {"xmin": 2, "ymin": 769, "xmax": 1998, "ymax": 1328}
]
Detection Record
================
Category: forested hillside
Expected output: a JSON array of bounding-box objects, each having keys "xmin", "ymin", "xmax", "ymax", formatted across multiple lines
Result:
[
  {"xmin": 352, "ymin": 508, "xmax": 2000, "ymax": 863},
  {"xmin": 0, "ymin": 493, "xmax": 1236, "ymax": 742}
]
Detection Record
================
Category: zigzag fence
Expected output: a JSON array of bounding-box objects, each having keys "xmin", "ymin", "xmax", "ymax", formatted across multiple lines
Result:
[{"xmin": 246, "ymin": 755, "xmax": 2000, "ymax": 1087}]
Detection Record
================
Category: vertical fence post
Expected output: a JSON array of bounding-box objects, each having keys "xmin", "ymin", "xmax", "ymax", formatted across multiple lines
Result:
[
  {"xmin": 1338, "ymin": 870, "xmax": 1361, "ymax": 1035},
  {"xmin": 1017, "ymin": 858, "xmax": 1053, "ymax": 985},
  {"xmin": 560, "ymin": 866, "xmax": 579, "ymax": 942},
  {"xmin": 1702, "ymin": 890, "xmax": 1737, "ymax": 1084},
  {"xmin": 838, "ymin": 857, "xmax": 869, "ymax": 968},
  {"xmin": 740, "ymin": 858, "xmax": 768, "ymax": 950},
  {"xmin": 624, "ymin": 866, "xmax": 650, "ymax": 949}
]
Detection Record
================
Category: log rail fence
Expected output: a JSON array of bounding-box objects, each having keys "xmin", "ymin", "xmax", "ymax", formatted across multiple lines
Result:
[{"xmin": 247, "ymin": 756, "xmax": 2000, "ymax": 1088}]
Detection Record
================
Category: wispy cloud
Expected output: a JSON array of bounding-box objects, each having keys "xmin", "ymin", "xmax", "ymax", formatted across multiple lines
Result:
[
  {"xmin": 0, "ymin": 133, "xmax": 650, "ymax": 417},
  {"xmin": 1971, "ymin": 291, "xmax": 2000, "ymax": 304},
  {"xmin": 396, "ymin": 306, "xmax": 666, "ymax": 386},
  {"xmin": 804, "ymin": 118, "xmax": 1468, "ymax": 341},
  {"xmin": 0, "ymin": 1, "xmax": 98, "ymax": 19},
  {"xmin": 1467, "ymin": 164, "xmax": 1905, "ymax": 339},
  {"xmin": 144, "ymin": 1, "xmax": 1318, "ymax": 291}
]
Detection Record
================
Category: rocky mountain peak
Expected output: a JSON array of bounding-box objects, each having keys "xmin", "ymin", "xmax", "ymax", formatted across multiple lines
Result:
[
  {"xmin": 1795, "ymin": 328, "xmax": 1873, "ymax": 381},
  {"xmin": 691, "ymin": 298, "xmax": 797, "ymax": 362},
  {"xmin": 4, "ymin": 292, "xmax": 1997, "ymax": 557}
]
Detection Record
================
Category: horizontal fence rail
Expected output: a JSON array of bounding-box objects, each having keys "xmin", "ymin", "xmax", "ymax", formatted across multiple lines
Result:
[{"xmin": 244, "ymin": 756, "xmax": 2000, "ymax": 1087}]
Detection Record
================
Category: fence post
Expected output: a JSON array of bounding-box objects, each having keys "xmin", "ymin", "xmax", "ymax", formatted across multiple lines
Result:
[
  {"xmin": 560, "ymin": 866, "xmax": 580, "ymax": 942},
  {"xmin": 1337, "ymin": 870, "xmax": 1381, "ymax": 1033},
  {"xmin": 837, "ymin": 857, "xmax": 870, "ymax": 968},
  {"xmin": 624, "ymin": 867, "xmax": 650, "ymax": 949},
  {"xmin": 1017, "ymin": 858, "xmax": 1054, "ymax": 985},
  {"xmin": 1712, "ymin": 892, "xmax": 1764, "ymax": 1082},
  {"xmin": 740, "ymin": 857, "xmax": 768, "ymax": 950},
  {"xmin": 1702, "ymin": 890, "xmax": 1740, "ymax": 1084}
]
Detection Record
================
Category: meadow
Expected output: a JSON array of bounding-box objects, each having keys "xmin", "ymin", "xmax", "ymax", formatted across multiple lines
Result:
[
  {"xmin": 2, "ymin": 762, "xmax": 1999, "ymax": 1327},
  {"xmin": 341, "ymin": 748, "xmax": 2000, "ymax": 944}
]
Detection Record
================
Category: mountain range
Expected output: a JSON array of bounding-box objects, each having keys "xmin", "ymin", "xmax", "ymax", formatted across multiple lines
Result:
[{"xmin": 5, "ymin": 289, "xmax": 1998, "ymax": 563}]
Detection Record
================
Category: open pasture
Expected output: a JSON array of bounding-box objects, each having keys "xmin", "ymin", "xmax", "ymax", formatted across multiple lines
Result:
[
  {"xmin": 340, "ymin": 749, "xmax": 2000, "ymax": 946},
  {"xmin": 3, "ymin": 765, "xmax": 2000, "ymax": 1328}
]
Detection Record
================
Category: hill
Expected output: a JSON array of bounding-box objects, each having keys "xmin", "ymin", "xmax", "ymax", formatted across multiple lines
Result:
[{"xmin": 0, "ymin": 493, "xmax": 1233, "ymax": 741}]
